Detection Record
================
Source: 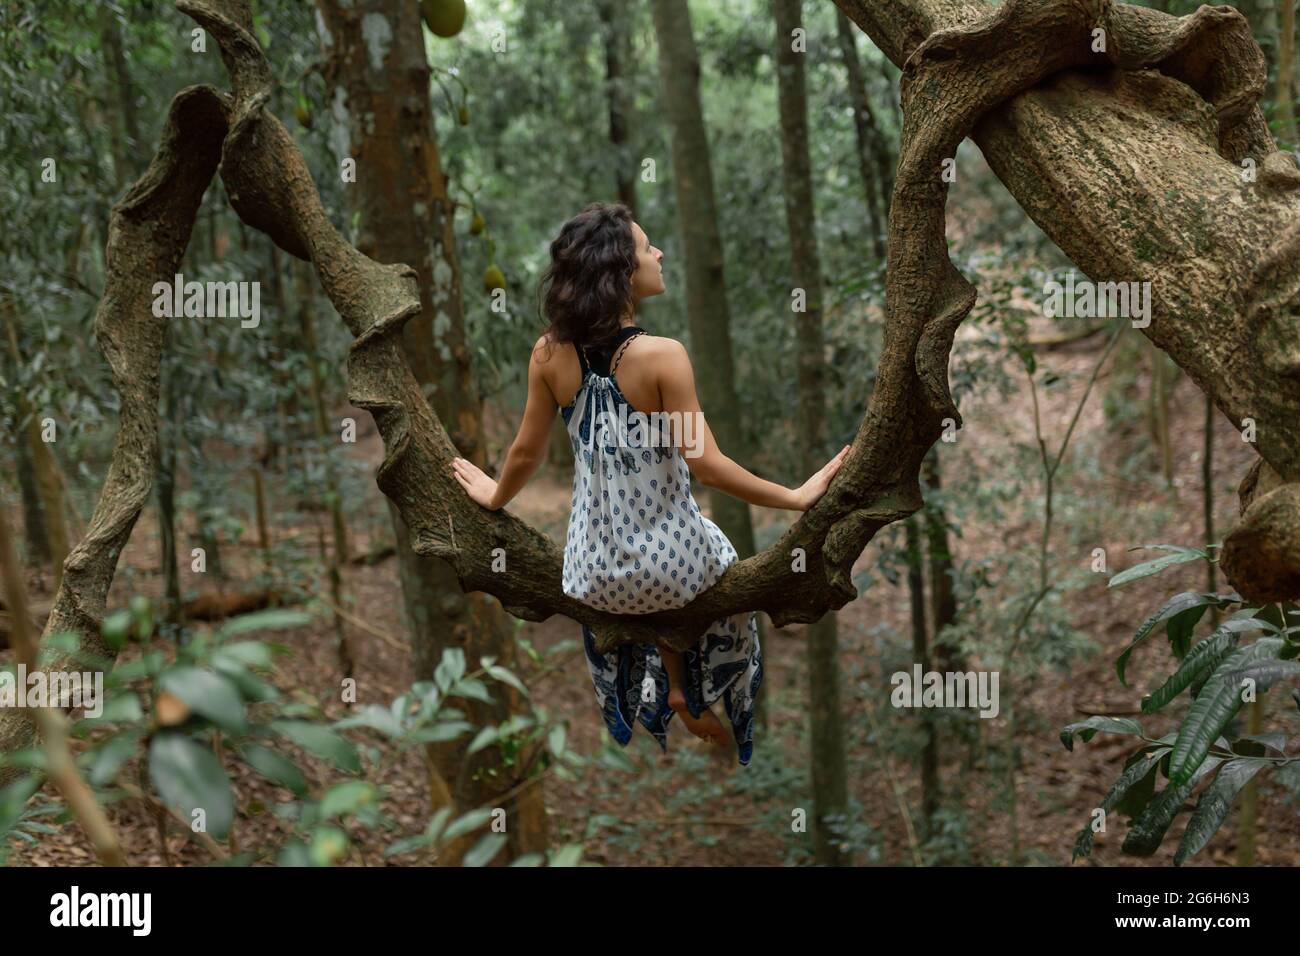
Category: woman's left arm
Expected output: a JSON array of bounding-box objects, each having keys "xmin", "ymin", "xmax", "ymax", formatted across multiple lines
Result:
[{"xmin": 452, "ymin": 338, "xmax": 558, "ymax": 511}]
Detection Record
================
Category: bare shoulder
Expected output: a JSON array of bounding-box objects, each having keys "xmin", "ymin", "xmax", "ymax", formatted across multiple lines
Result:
[
  {"xmin": 633, "ymin": 334, "xmax": 689, "ymax": 363},
  {"xmin": 531, "ymin": 332, "xmax": 562, "ymax": 365}
]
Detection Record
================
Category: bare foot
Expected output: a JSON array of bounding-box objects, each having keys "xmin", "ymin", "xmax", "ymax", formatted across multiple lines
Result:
[{"xmin": 668, "ymin": 689, "xmax": 726, "ymax": 745}]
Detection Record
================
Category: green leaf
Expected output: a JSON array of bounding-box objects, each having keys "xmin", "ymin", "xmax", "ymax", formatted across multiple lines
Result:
[
  {"xmin": 1223, "ymin": 659, "xmax": 1300, "ymax": 694},
  {"xmin": 100, "ymin": 609, "xmax": 133, "ymax": 651},
  {"xmin": 424, "ymin": 806, "xmax": 453, "ymax": 844},
  {"xmin": 0, "ymin": 776, "xmax": 41, "ymax": 838},
  {"xmin": 485, "ymin": 664, "xmax": 529, "ymax": 696},
  {"xmin": 467, "ymin": 726, "xmax": 498, "ymax": 755},
  {"xmin": 212, "ymin": 641, "xmax": 274, "ymax": 671},
  {"xmin": 1072, "ymin": 743, "xmax": 1174, "ymax": 861},
  {"xmin": 1121, "ymin": 756, "xmax": 1222, "ymax": 857},
  {"xmin": 548, "ymin": 843, "xmax": 584, "ymax": 867},
  {"xmin": 216, "ymin": 609, "xmax": 312, "ymax": 639},
  {"xmin": 410, "ymin": 720, "xmax": 473, "ymax": 744},
  {"xmin": 547, "ymin": 723, "xmax": 567, "ymax": 758},
  {"xmin": 434, "ymin": 648, "xmax": 467, "ymax": 692},
  {"xmin": 1117, "ymin": 592, "xmax": 1213, "ymax": 685},
  {"xmin": 238, "ymin": 743, "xmax": 308, "ymax": 796},
  {"xmin": 1110, "ymin": 748, "xmax": 1169, "ymax": 821},
  {"xmin": 212, "ymin": 663, "xmax": 279, "ymax": 704},
  {"xmin": 1173, "ymin": 758, "xmax": 1271, "ymax": 865},
  {"xmin": 309, "ymin": 825, "xmax": 348, "ymax": 866},
  {"xmin": 1059, "ymin": 716, "xmax": 1143, "ymax": 752},
  {"xmin": 159, "ymin": 667, "xmax": 247, "ymax": 734},
  {"xmin": 598, "ymin": 742, "xmax": 637, "ymax": 772},
  {"xmin": 1141, "ymin": 623, "xmax": 1245, "ymax": 714},
  {"xmin": 385, "ymin": 832, "xmax": 435, "ymax": 858},
  {"xmin": 84, "ymin": 692, "xmax": 145, "ymax": 725},
  {"xmin": 447, "ymin": 677, "xmax": 492, "ymax": 703},
  {"xmin": 463, "ymin": 831, "xmax": 506, "ymax": 867},
  {"xmin": 1164, "ymin": 604, "xmax": 1209, "ymax": 659},
  {"xmin": 319, "ymin": 781, "xmax": 378, "ymax": 819},
  {"xmin": 147, "ymin": 732, "xmax": 235, "ymax": 840},
  {"xmin": 1168, "ymin": 639, "xmax": 1282, "ymax": 785},
  {"xmin": 442, "ymin": 807, "xmax": 494, "ymax": 843},
  {"xmin": 1234, "ymin": 732, "xmax": 1288, "ymax": 755},
  {"xmin": 333, "ymin": 704, "xmax": 404, "ymax": 738},
  {"xmin": 271, "ymin": 720, "xmax": 360, "ymax": 772},
  {"xmin": 85, "ymin": 730, "xmax": 142, "ymax": 786},
  {"xmin": 1108, "ymin": 548, "xmax": 1206, "ymax": 590}
]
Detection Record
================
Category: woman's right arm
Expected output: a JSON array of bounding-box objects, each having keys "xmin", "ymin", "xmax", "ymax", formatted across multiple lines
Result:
[{"xmin": 656, "ymin": 340, "xmax": 848, "ymax": 511}]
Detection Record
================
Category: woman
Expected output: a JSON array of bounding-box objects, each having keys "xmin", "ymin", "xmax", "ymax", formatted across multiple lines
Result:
[{"xmin": 452, "ymin": 202, "xmax": 847, "ymax": 764}]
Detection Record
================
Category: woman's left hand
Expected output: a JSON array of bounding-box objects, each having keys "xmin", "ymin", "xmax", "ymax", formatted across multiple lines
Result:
[{"xmin": 451, "ymin": 457, "xmax": 500, "ymax": 510}]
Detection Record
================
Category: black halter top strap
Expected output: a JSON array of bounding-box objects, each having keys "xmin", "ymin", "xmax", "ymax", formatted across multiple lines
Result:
[{"xmin": 577, "ymin": 325, "xmax": 646, "ymax": 378}]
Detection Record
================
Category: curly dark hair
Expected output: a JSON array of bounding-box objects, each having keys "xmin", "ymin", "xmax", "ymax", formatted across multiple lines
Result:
[{"xmin": 538, "ymin": 202, "xmax": 638, "ymax": 352}]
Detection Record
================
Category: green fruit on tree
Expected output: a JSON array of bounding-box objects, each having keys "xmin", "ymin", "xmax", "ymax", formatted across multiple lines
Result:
[
  {"xmin": 421, "ymin": 0, "xmax": 467, "ymax": 38},
  {"xmin": 458, "ymin": 104, "xmax": 470, "ymax": 126},
  {"xmin": 484, "ymin": 264, "xmax": 506, "ymax": 293},
  {"xmin": 295, "ymin": 103, "xmax": 313, "ymax": 129},
  {"xmin": 470, "ymin": 211, "xmax": 485, "ymax": 235}
]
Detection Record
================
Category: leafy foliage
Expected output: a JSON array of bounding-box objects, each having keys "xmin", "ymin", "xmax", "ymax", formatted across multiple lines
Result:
[
  {"xmin": 1064, "ymin": 547, "xmax": 1300, "ymax": 863},
  {"xmin": 0, "ymin": 598, "xmax": 597, "ymax": 866}
]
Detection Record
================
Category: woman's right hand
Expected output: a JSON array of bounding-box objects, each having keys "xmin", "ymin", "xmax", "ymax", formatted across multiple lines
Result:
[{"xmin": 791, "ymin": 445, "xmax": 851, "ymax": 511}]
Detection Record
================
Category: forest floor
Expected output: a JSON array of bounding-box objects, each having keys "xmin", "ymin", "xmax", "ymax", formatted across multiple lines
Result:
[{"xmin": 7, "ymin": 312, "xmax": 1300, "ymax": 868}]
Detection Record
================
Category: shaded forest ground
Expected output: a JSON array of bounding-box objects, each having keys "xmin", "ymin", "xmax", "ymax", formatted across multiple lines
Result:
[{"xmin": 9, "ymin": 297, "xmax": 1299, "ymax": 866}]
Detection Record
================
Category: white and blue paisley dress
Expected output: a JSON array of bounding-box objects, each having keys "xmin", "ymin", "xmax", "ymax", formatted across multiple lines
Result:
[{"xmin": 560, "ymin": 326, "xmax": 763, "ymax": 764}]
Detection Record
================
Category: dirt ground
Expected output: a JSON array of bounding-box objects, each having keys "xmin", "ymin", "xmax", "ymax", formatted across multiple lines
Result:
[{"xmin": 6, "ymin": 308, "xmax": 1298, "ymax": 868}]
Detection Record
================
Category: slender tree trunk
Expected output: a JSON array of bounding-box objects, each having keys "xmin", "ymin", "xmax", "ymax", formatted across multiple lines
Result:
[
  {"xmin": 772, "ymin": 0, "xmax": 849, "ymax": 865},
  {"xmin": 98, "ymin": 3, "xmax": 140, "ymax": 190},
  {"xmin": 922, "ymin": 451, "xmax": 959, "ymax": 670},
  {"xmin": 1, "ymin": 302, "xmax": 49, "ymax": 565},
  {"xmin": 11, "ymin": 416, "xmax": 49, "ymax": 565},
  {"xmin": 598, "ymin": 0, "xmax": 638, "ymax": 215},
  {"xmin": 1149, "ymin": 344, "xmax": 1174, "ymax": 487},
  {"xmin": 316, "ymin": 0, "xmax": 548, "ymax": 862},
  {"xmin": 650, "ymin": 0, "xmax": 758, "ymax": 562},
  {"xmin": 291, "ymin": 259, "xmax": 350, "ymax": 567},
  {"xmin": 156, "ymin": 362, "xmax": 182, "ymax": 624},
  {"xmin": 251, "ymin": 466, "xmax": 272, "ymax": 571},
  {"xmin": 904, "ymin": 516, "xmax": 938, "ymax": 837},
  {"xmin": 292, "ymin": 258, "xmax": 354, "ymax": 684},
  {"xmin": 4, "ymin": 302, "xmax": 69, "ymax": 588},
  {"xmin": 835, "ymin": 10, "xmax": 890, "ymax": 260},
  {"xmin": 1277, "ymin": 0, "xmax": 1298, "ymax": 143}
]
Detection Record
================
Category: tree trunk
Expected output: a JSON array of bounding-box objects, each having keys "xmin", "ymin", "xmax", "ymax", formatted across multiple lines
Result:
[
  {"xmin": 315, "ymin": 0, "xmax": 548, "ymax": 863},
  {"xmin": 904, "ymin": 516, "xmax": 938, "ymax": 836},
  {"xmin": 4, "ymin": 302, "xmax": 70, "ymax": 589},
  {"xmin": 650, "ymin": 0, "xmax": 758, "ymax": 561},
  {"xmin": 98, "ymin": 3, "xmax": 141, "ymax": 190},
  {"xmin": 598, "ymin": 0, "xmax": 638, "ymax": 214},
  {"xmin": 773, "ymin": 0, "xmax": 849, "ymax": 865},
  {"xmin": 835, "ymin": 9, "xmax": 892, "ymax": 260},
  {"xmin": 156, "ymin": 362, "xmax": 182, "ymax": 624},
  {"xmin": 1, "ymin": 302, "xmax": 49, "ymax": 567},
  {"xmin": 293, "ymin": 258, "xmax": 351, "ymax": 570},
  {"xmin": 1149, "ymin": 344, "xmax": 1174, "ymax": 487},
  {"xmin": 289, "ymin": 251, "xmax": 355, "ymax": 685},
  {"xmin": 921, "ymin": 451, "xmax": 959, "ymax": 670}
]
